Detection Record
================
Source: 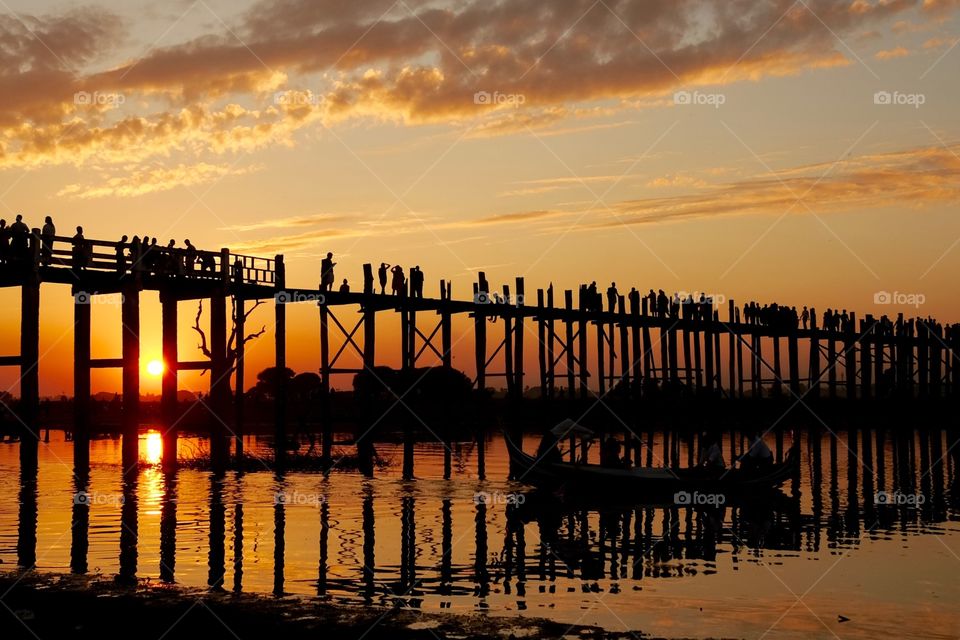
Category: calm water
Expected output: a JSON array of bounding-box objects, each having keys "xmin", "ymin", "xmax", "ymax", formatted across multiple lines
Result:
[{"xmin": 0, "ymin": 428, "xmax": 958, "ymax": 639}]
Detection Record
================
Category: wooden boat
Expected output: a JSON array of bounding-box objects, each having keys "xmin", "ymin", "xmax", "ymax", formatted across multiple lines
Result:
[{"xmin": 506, "ymin": 430, "xmax": 798, "ymax": 499}]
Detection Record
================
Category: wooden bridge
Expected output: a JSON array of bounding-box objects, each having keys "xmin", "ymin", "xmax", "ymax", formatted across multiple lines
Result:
[{"xmin": 2, "ymin": 228, "xmax": 959, "ymax": 475}]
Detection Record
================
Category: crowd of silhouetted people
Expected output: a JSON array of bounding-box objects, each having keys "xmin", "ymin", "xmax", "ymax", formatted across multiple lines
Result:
[{"xmin": 0, "ymin": 215, "xmax": 228, "ymax": 277}]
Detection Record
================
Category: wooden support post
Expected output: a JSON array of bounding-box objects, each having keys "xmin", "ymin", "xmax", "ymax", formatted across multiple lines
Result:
[
  {"xmin": 564, "ymin": 290, "xmax": 576, "ymax": 401},
  {"xmin": 930, "ymin": 326, "xmax": 942, "ymax": 398},
  {"xmin": 727, "ymin": 301, "xmax": 736, "ymax": 398},
  {"xmin": 121, "ymin": 281, "xmax": 140, "ymax": 475},
  {"xmin": 874, "ymin": 334, "xmax": 884, "ymax": 398},
  {"xmin": 161, "ymin": 295, "xmax": 178, "ymax": 469},
  {"xmin": 788, "ymin": 326, "xmax": 800, "ymax": 396},
  {"xmin": 503, "ymin": 285, "xmax": 515, "ymax": 397},
  {"xmin": 860, "ymin": 316, "xmax": 873, "ymax": 400},
  {"xmin": 274, "ymin": 255, "xmax": 287, "ymax": 464},
  {"xmin": 233, "ymin": 295, "xmax": 245, "ymax": 463},
  {"xmin": 577, "ymin": 288, "xmax": 589, "ymax": 399},
  {"xmin": 19, "ymin": 261, "xmax": 40, "ymax": 471},
  {"xmin": 703, "ymin": 302, "xmax": 714, "ymax": 392},
  {"xmin": 809, "ymin": 311, "xmax": 821, "ymax": 398},
  {"xmin": 736, "ymin": 307, "xmax": 744, "ymax": 398},
  {"xmin": 713, "ymin": 324, "xmax": 721, "ymax": 395},
  {"xmin": 752, "ymin": 332, "xmax": 762, "ymax": 397},
  {"xmin": 474, "ymin": 279, "xmax": 487, "ymax": 393},
  {"xmin": 537, "ymin": 289, "xmax": 547, "ymax": 398},
  {"xmin": 682, "ymin": 322, "xmax": 693, "ymax": 390},
  {"xmin": 596, "ymin": 318, "xmax": 606, "ymax": 396},
  {"xmin": 618, "ymin": 296, "xmax": 629, "ymax": 391},
  {"xmin": 74, "ymin": 290, "xmax": 91, "ymax": 471},
  {"xmin": 440, "ymin": 307, "xmax": 451, "ymax": 368},
  {"xmin": 630, "ymin": 294, "xmax": 642, "ymax": 395},
  {"xmin": 210, "ymin": 292, "xmax": 229, "ymax": 470},
  {"xmin": 772, "ymin": 334, "xmax": 783, "ymax": 396},
  {"xmin": 693, "ymin": 323, "xmax": 703, "ymax": 391},
  {"xmin": 514, "ymin": 277, "xmax": 525, "ymax": 398},
  {"xmin": 917, "ymin": 321, "xmax": 929, "ymax": 398},
  {"xmin": 844, "ymin": 312, "xmax": 857, "ymax": 400},
  {"xmin": 667, "ymin": 318, "xmax": 679, "ymax": 385},
  {"xmin": 546, "ymin": 285, "xmax": 556, "ymax": 399},
  {"xmin": 827, "ymin": 332, "xmax": 837, "ymax": 399},
  {"xmin": 642, "ymin": 299, "xmax": 654, "ymax": 384}
]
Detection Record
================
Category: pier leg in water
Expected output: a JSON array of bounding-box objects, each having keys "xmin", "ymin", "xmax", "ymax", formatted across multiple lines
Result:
[{"xmin": 121, "ymin": 281, "xmax": 140, "ymax": 476}]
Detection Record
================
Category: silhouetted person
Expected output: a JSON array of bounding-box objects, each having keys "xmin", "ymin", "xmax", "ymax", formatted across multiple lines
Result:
[
  {"xmin": 10, "ymin": 214, "xmax": 29, "ymax": 260},
  {"xmin": 391, "ymin": 265, "xmax": 405, "ymax": 295},
  {"xmin": 587, "ymin": 281, "xmax": 598, "ymax": 311},
  {"xmin": 410, "ymin": 265, "xmax": 424, "ymax": 298},
  {"xmin": 740, "ymin": 430, "xmax": 773, "ymax": 472},
  {"xmin": 698, "ymin": 432, "xmax": 726, "ymax": 470},
  {"xmin": 72, "ymin": 226, "xmax": 87, "ymax": 272},
  {"xmin": 0, "ymin": 220, "xmax": 9, "ymax": 264},
  {"xmin": 231, "ymin": 257, "xmax": 243, "ymax": 283},
  {"xmin": 320, "ymin": 252, "xmax": 336, "ymax": 292},
  {"xmin": 200, "ymin": 251, "xmax": 215, "ymax": 274},
  {"xmin": 801, "ymin": 306, "xmax": 809, "ymax": 330},
  {"xmin": 600, "ymin": 435, "xmax": 622, "ymax": 468},
  {"xmin": 129, "ymin": 236, "xmax": 141, "ymax": 271},
  {"xmin": 339, "ymin": 278, "xmax": 350, "ymax": 293},
  {"xmin": 606, "ymin": 282, "xmax": 618, "ymax": 313},
  {"xmin": 40, "ymin": 216, "xmax": 55, "ymax": 265},
  {"xmin": 116, "ymin": 235, "xmax": 128, "ymax": 274},
  {"xmin": 184, "ymin": 240, "xmax": 197, "ymax": 275},
  {"xmin": 378, "ymin": 262, "xmax": 390, "ymax": 294}
]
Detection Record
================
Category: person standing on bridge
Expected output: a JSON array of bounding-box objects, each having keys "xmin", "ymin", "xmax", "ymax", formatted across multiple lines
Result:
[
  {"xmin": 801, "ymin": 306, "xmax": 809, "ymax": 330},
  {"xmin": 378, "ymin": 262, "xmax": 390, "ymax": 294},
  {"xmin": 410, "ymin": 266, "xmax": 424, "ymax": 298},
  {"xmin": 606, "ymin": 283, "xmax": 618, "ymax": 313},
  {"xmin": 9, "ymin": 215, "xmax": 29, "ymax": 261},
  {"xmin": 184, "ymin": 239, "xmax": 197, "ymax": 276},
  {"xmin": 40, "ymin": 216, "xmax": 56, "ymax": 265},
  {"xmin": 72, "ymin": 226, "xmax": 87, "ymax": 272},
  {"xmin": 390, "ymin": 265, "xmax": 405, "ymax": 295},
  {"xmin": 320, "ymin": 252, "xmax": 336, "ymax": 292}
]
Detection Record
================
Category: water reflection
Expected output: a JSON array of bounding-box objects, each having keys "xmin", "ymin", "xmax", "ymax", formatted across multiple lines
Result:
[{"xmin": 1, "ymin": 428, "xmax": 958, "ymax": 636}]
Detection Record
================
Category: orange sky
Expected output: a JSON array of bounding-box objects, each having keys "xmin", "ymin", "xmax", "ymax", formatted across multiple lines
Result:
[{"xmin": 0, "ymin": 0, "xmax": 958, "ymax": 395}]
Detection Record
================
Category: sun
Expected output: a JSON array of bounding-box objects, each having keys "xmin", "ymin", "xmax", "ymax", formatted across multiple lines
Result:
[{"xmin": 146, "ymin": 359, "xmax": 164, "ymax": 377}]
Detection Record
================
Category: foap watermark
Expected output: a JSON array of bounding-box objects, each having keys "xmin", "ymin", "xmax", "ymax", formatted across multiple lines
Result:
[
  {"xmin": 474, "ymin": 291, "xmax": 525, "ymax": 306},
  {"xmin": 874, "ymin": 490, "xmax": 925, "ymax": 506},
  {"xmin": 273, "ymin": 90, "xmax": 324, "ymax": 107},
  {"xmin": 275, "ymin": 291, "xmax": 326, "ymax": 305},
  {"xmin": 274, "ymin": 490, "xmax": 326, "ymax": 506},
  {"xmin": 677, "ymin": 291, "xmax": 726, "ymax": 305},
  {"xmin": 874, "ymin": 291, "xmax": 925, "ymax": 308},
  {"xmin": 873, "ymin": 90, "xmax": 925, "ymax": 108},
  {"xmin": 74, "ymin": 491, "xmax": 124, "ymax": 506},
  {"xmin": 673, "ymin": 90, "xmax": 725, "ymax": 108},
  {"xmin": 473, "ymin": 491, "xmax": 526, "ymax": 506},
  {"xmin": 473, "ymin": 90, "xmax": 526, "ymax": 107},
  {"xmin": 674, "ymin": 490, "xmax": 726, "ymax": 506},
  {"xmin": 74, "ymin": 291, "xmax": 125, "ymax": 305},
  {"xmin": 74, "ymin": 91, "xmax": 126, "ymax": 107}
]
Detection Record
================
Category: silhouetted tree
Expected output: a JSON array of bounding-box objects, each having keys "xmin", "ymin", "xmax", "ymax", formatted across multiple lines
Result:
[{"xmin": 192, "ymin": 299, "xmax": 267, "ymax": 394}]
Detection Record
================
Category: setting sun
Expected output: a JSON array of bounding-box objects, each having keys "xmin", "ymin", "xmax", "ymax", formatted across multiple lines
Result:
[{"xmin": 146, "ymin": 360, "xmax": 164, "ymax": 377}]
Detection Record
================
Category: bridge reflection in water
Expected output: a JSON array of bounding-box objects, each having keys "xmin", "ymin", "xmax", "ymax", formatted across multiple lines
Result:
[{"xmin": 1, "ymin": 428, "xmax": 957, "ymax": 635}]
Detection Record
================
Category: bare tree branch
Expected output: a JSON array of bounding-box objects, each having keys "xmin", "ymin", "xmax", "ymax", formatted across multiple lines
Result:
[{"xmin": 192, "ymin": 300, "xmax": 212, "ymax": 359}]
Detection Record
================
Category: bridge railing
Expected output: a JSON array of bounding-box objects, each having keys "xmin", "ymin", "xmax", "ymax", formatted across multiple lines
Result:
[{"xmin": 3, "ymin": 231, "xmax": 277, "ymax": 287}]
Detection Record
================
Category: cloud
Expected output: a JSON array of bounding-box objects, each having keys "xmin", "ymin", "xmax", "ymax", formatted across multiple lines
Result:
[
  {"xmin": 465, "ymin": 141, "xmax": 960, "ymax": 229},
  {"xmin": 57, "ymin": 162, "xmax": 263, "ymax": 198},
  {"xmin": 875, "ymin": 46, "xmax": 911, "ymax": 59},
  {"xmin": 0, "ymin": 0, "xmax": 941, "ymax": 169},
  {"xmin": 222, "ymin": 212, "xmax": 354, "ymax": 231}
]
